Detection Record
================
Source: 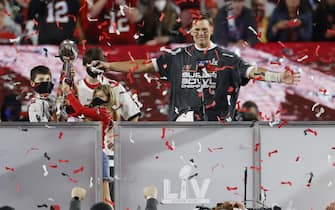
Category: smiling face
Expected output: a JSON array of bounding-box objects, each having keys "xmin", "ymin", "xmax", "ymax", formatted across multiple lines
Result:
[{"xmin": 190, "ymin": 19, "xmax": 213, "ymax": 48}]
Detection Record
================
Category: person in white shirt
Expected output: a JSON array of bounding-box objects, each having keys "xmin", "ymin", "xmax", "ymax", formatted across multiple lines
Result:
[
  {"xmin": 77, "ymin": 47, "xmax": 141, "ymax": 122},
  {"xmin": 28, "ymin": 65, "xmax": 56, "ymax": 122}
]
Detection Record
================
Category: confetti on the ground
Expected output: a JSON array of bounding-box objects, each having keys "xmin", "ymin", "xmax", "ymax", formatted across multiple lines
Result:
[
  {"xmin": 129, "ymin": 132, "xmax": 135, "ymax": 144},
  {"xmin": 250, "ymin": 166, "xmax": 261, "ymax": 171},
  {"xmin": 61, "ymin": 172, "xmax": 70, "ymax": 177},
  {"xmin": 198, "ymin": 142, "xmax": 202, "ymax": 153},
  {"xmin": 161, "ymin": 128, "xmax": 166, "ymax": 139},
  {"xmin": 268, "ymin": 149, "xmax": 278, "ymax": 157},
  {"xmin": 25, "ymin": 147, "xmax": 39, "ymax": 156},
  {"xmin": 304, "ymin": 128, "xmax": 318, "ymax": 136},
  {"xmin": 281, "ymin": 181, "xmax": 293, "ymax": 186},
  {"xmin": 42, "ymin": 165, "xmax": 48, "ymax": 176},
  {"xmin": 58, "ymin": 159, "xmax": 70, "ymax": 163},
  {"xmin": 73, "ymin": 166, "xmax": 84, "ymax": 174},
  {"xmin": 261, "ymin": 185, "xmax": 269, "ymax": 191},
  {"xmin": 68, "ymin": 177, "xmax": 78, "ymax": 183},
  {"xmin": 295, "ymin": 156, "xmax": 300, "ymax": 162},
  {"xmin": 5, "ymin": 166, "xmax": 15, "ymax": 172},
  {"xmin": 306, "ymin": 172, "xmax": 314, "ymax": 187},
  {"xmin": 278, "ymin": 120, "xmax": 288, "ymax": 128},
  {"xmin": 37, "ymin": 204, "xmax": 48, "ymax": 208},
  {"xmin": 58, "ymin": 131, "xmax": 63, "ymax": 140},
  {"xmin": 165, "ymin": 140, "xmax": 174, "ymax": 151},
  {"xmin": 44, "ymin": 152, "xmax": 51, "ymax": 160},
  {"xmin": 226, "ymin": 186, "xmax": 238, "ymax": 191},
  {"xmin": 89, "ymin": 176, "xmax": 93, "ymax": 188},
  {"xmin": 49, "ymin": 164, "xmax": 58, "ymax": 168}
]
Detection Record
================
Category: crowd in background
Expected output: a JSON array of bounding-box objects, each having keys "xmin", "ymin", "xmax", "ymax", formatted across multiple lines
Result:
[{"xmin": 0, "ymin": 0, "xmax": 334, "ymax": 46}]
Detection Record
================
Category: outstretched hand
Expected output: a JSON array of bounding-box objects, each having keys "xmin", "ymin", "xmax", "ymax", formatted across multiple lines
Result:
[
  {"xmin": 281, "ymin": 69, "xmax": 301, "ymax": 85},
  {"xmin": 91, "ymin": 60, "xmax": 110, "ymax": 71}
]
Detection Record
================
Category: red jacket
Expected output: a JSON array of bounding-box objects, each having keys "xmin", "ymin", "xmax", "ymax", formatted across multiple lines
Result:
[{"xmin": 67, "ymin": 93, "xmax": 111, "ymax": 148}]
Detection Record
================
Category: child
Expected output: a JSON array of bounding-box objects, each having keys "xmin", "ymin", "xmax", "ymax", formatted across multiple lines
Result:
[{"xmin": 28, "ymin": 65, "xmax": 56, "ymax": 122}]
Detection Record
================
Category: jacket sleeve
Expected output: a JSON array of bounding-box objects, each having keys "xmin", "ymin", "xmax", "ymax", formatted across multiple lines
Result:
[{"xmin": 66, "ymin": 93, "xmax": 108, "ymax": 121}]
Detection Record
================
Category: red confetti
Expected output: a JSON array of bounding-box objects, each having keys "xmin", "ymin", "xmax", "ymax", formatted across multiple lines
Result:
[
  {"xmin": 236, "ymin": 100, "xmax": 241, "ymax": 111},
  {"xmin": 208, "ymin": 148, "xmax": 213, "ymax": 152},
  {"xmin": 67, "ymin": 14, "xmax": 77, "ymax": 22},
  {"xmin": 257, "ymin": 31, "xmax": 262, "ymax": 39},
  {"xmin": 268, "ymin": 149, "xmax": 278, "ymax": 157},
  {"xmin": 5, "ymin": 166, "xmax": 15, "ymax": 172},
  {"xmin": 304, "ymin": 128, "xmax": 318, "ymax": 136},
  {"xmin": 97, "ymin": 21, "xmax": 109, "ymax": 29},
  {"xmin": 254, "ymin": 143, "xmax": 260, "ymax": 152},
  {"xmin": 261, "ymin": 185, "xmax": 269, "ymax": 191},
  {"xmin": 79, "ymin": 3, "xmax": 87, "ymax": 12},
  {"xmin": 49, "ymin": 164, "xmax": 58, "ymax": 168},
  {"xmin": 227, "ymin": 86, "xmax": 234, "ymax": 93},
  {"xmin": 210, "ymin": 147, "xmax": 224, "ymax": 151},
  {"xmin": 178, "ymin": 27, "xmax": 188, "ymax": 37},
  {"xmin": 73, "ymin": 165, "xmax": 84, "ymax": 174},
  {"xmin": 270, "ymin": 61, "xmax": 281, "ymax": 65},
  {"xmin": 281, "ymin": 181, "xmax": 293, "ymax": 186},
  {"xmin": 287, "ymin": 20, "xmax": 301, "ymax": 27},
  {"xmin": 68, "ymin": 178, "xmax": 78, "ymax": 183},
  {"xmin": 155, "ymin": 156, "xmax": 159, "ymax": 159},
  {"xmin": 278, "ymin": 120, "xmax": 288, "ymax": 128},
  {"xmin": 205, "ymin": 101, "xmax": 216, "ymax": 109},
  {"xmin": 58, "ymin": 159, "xmax": 70, "ymax": 163},
  {"xmin": 226, "ymin": 186, "xmax": 238, "ymax": 191},
  {"xmin": 58, "ymin": 131, "xmax": 63, "ymax": 140},
  {"xmin": 165, "ymin": 141, "xmax": 174, "ymax": 151},
  {"xmin": 315, "ymin": 45, "xmax": 320, "ymax": 57},
  {"xmin": 277, "ymin": 41, "xmax": 286, "ymax": 48},
  {"xmin": 142, "ymin": 52, "xmax": 152, "ymax": 64},
  {"xmin": 319, "ymin": 88, "xmax": 327, "ymax": 95},
  {"xmin": 227, "ymin": 15, "xmax": 236, "ymax": 20},
  {"xmin": 33, "ymin": 18, "xmax": 39, "ymax": 26},
  {"xmin": 250, "ymin": 166, "xmax": 261, "ymax": 171},
  {"xmin": 159, "ymin": 12, "xmax": 165, "ymax": 22},
  {"xmin": 161, "ymin": 128, "xmax": 166, "ymax": 139},
  {"xmin": 55, "ymin": 21, "xmax": 63, "ymax": 30},
  {"xmin": 284, "ymin": 66, "xmax": 295, "ymax": 75},
  {"xmin": 331, "ymin": 147, "xmax": 335, "ymax": 150}
]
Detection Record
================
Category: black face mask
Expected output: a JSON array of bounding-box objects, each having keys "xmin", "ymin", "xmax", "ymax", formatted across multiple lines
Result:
[
  {"xmin": 91, "ymin": 97, "xmax": 108, "ymax": 107},
  {"xmin": 34, "ymin": 81, "xmax": 54, "ymax": 94},
  {"xmin": 86, "ymin": 66, "xmax": 104, "ymax": 79}
]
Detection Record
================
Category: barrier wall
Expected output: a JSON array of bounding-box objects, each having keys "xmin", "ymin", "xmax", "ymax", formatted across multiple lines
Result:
[
  {"xmin": 115, "ymin": 122, "xmax": 335, "ymax": 210},
  {"xmin": 0, "ymin": 123, "xmax": 103, "ymax": 209},
  {"xmin": 114, "ymin": 122, "xmax": 257, "ymax": 210}
]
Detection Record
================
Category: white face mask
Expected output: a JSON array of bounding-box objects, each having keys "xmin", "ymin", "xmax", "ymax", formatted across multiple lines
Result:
[{"xmin": 154, "ymin": 0, "xmax": 167, "ymax": 12}]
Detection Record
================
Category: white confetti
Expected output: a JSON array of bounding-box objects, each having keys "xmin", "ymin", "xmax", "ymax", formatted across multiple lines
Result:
[
  {"xmin": 87, "ymin": 15, "xmax": 98, "ymax": 22},
  {"xmin": 297, "ymin": 55, "xmax": 308, "ymax": 62},
  {"xmin": 129, "ymin": 132, "xmax": 135, "ymax": 144},
  {"xmin": 9, "ymin": 37, "xmax": 21, "ymax": 43},
  {"xmin": 328, "ymin": 181, "xmax": 333, "ymax": 187},
  {"xmin": 42, "ymin": 165, "xmax": 48, "ymax": 176},
  {"xmin": 198, "ymin": 142, "xmax": 202, "ymax": 153},
  {"xmin": 174, "ymin": 107, "xmax": 179, "ymax": 114},
  {"xmin": 248, "ymin": 25, "xmax": 257, "ymax": 35},
  {"xmin": 269, "ymin": 119, "xmax": 280, "ymax": 127},
  {"xmin": 311, "ymin": 103, "xmax": 320, "ymax": 112},
  {"xmin": 89, "ymin": 176, "xmax": 94, "ymax": 188},
  {"xmin": 119, "ymin": 5, "xmax": 126, "ymax": 16},
  {"xmin": 48, "ymin": 198, "xmax": 55, "ymax": 202},
  {"xmin": 315, "ymin": 107, "xmax": 325, "ymax": 118}
]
